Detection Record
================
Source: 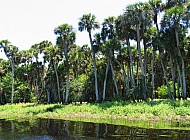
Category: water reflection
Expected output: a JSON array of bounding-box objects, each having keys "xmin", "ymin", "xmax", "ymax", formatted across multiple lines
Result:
[{"xmin": 0, "ymin": 119, "xmax": 190, "ymax": 139}]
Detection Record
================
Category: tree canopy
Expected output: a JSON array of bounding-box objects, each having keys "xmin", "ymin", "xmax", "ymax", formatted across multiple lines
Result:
[{"xmin": 0, "ymin": 0, "xmax": 190, "ymax": 104}]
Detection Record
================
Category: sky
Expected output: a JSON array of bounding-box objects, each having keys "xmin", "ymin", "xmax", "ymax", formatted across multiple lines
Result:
[{"xmin": 0, "ymin": 0, "xmax": 149, "ymax": 59}]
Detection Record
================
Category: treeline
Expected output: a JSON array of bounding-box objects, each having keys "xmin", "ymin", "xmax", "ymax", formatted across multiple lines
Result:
[{"xmin": 0, "ymin": 0, "xmax": 189, "ymax": 104}]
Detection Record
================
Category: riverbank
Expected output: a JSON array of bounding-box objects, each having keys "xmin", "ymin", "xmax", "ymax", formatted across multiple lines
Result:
[{"xmin": 0, "ymin": 100, "xmax": 190, "ymax": 122}]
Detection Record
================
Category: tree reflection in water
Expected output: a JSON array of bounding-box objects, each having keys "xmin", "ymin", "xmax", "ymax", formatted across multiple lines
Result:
[{"xmin": 0, "ymin": 119, "xmax": 190, "ymax": 139}]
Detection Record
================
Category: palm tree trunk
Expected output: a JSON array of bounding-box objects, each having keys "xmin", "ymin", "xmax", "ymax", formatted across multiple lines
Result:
[
  {"xmin": 175, "ymin": 28, "xmax": 186, "ymax": 99},
  {"xmin": 127, "ymin": 63, "xmax": 132, "ymax": 98},
  {"xmin": 34, "ymin": 59, "xmax": 39, "ymax": 96},
  {"xmin": 41, "ymin": 64, "xmax": 45, "ymax": 94},
  {"xmin": 160, "ymin": 56, "xmax": 171, "ymax": 99},
  {"xmin": 137, "ymin": 24, "xmax": 146, "ymax": 100},
  {"xmin": 25, "ymin": 62, "xmax": 30, "ymax": 102},
  {"xmin": 128, "ymin": 42, "xmax": 135, "ymax": 87},
  {"xmin": 65, "ymin": 70, "xmax": 70, "ymax": 103},
  {"xmin": 10, "ymin": 59, "xmax": 14, "ymax": 104},
  {"xmin": 151, "ymin": 50, "xmax": 155, "ymax": 99},
  {"xmin": 88, "ymin": 31, "xmax": 99, "ymax": 102},
  {"xmin": 53, "ymin": 60, "xmax": 60, "ymax": 103},
  {"xmin": 136, "ymin": 59, "xmax": 139, "ymax": 100},
  {"xmin": 181, "ymin": 60, "xmax": 186, "ymax": 99},
  {"xmin": 46, "ymin": 88, "xmax": 51, "ymax": 103},
  {"xmin": 38, "ymin": 63, "xmax": 45, "ymax": 103},
  {"xmin": 137, "ymin": 24, "xmax": 144, "ymax": 75},
  {"xmin": 65, "ymin": 49, "xmax": 70, "ymax": 104},
  {"xmin": 62, "ymin": 82, "xmax": 65, "ymax": 103},
  {"xmin": 114, "ymin": 58, "xmax": 129, "ymax": 96},
  {"xmin": 177, "ymin": 60, "xmax": 183, "ymax": 99},
  {"xmin": 102, "ymin": 60, "xmax": 109, "ymax": 101},
  {"xmin": 143, "ymin": 40, "xmax": 147, "ymax": 95},
  {"xmin": 169, "ymin": 53, "xmax": 176, "ymax": 99},
  {"xmin": 110, "ymin": 60, "xmax": 119, "ymax": 96},
  {"xmin": 156, "ymin": 23, "xmax": 159, "ymax": 31},
  {"xmin": 177, "ymin": 76, "xmax": 181, "ymax": 100},
  {"xmin": 35, "ymin": 78, "xmax": 38, "ymax": 96}
]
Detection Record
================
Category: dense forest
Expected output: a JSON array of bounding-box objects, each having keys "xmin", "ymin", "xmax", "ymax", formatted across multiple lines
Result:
[{"xmin": 0, "ymin": 0, "xmax": 189, "ymax": 104}]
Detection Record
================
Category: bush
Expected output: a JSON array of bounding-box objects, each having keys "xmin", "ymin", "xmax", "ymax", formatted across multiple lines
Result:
[
  {"xmin": 156, "ymin": 81, "xmax": 173, "ymax": 99},
  {"xmin": 69, "ymin": 74, "xmax": 87, "ymax": 103},
  {"xmin": 1, "ymin": 72, "xmax": 34, "ymax": 103}
]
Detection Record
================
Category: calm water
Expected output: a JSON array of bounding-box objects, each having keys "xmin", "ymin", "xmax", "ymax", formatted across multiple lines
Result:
[{"xmin": 0, "ymin": 119, "xmax": 190, "ymax": 140}]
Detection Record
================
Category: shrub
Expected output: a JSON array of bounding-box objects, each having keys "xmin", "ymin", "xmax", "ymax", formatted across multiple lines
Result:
[
  {"xmin": 156, "ymin": 81, "xmax": 173, "ymax": 99},
  {"xmin": 69, "ymin": 74, "xmax": 86, "ymax": 103}
]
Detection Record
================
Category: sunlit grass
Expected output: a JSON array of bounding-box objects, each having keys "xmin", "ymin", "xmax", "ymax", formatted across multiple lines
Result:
[{"xmin": 0, "ymin": 100, "xmax": 190, "ymax": 121}]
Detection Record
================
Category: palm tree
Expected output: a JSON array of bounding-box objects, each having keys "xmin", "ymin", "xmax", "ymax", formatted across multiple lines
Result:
[
  {"xmin": 43, "ymin": 44, "xmax": 61, "ymax": 103},
  {"xmin": 26, "ymin": 48, "xmax": 37, "ymax": 94},
  {"xmin": 100, "ymin": 16, "xmax": 123, "ymax": 100},
  {"xmin": 124, "ymin": 3, "xmax": 149, "ymax": 100},
  {"xmin": 0, "ymin": 40, "xmax": 18, "ymax": 103},
  {"xmin": 149, "ymin": 0, "xmax": 164, "ymax": 99},
  {"xmin": 116, "ymin": 15, "xmax": 136, "ymax": 95},
  {"xmin": 78, "ymin": 13, "xmax": 100, "ymax": 102},
  {"xmin": 54, "ymin": 23, "xmax": 76, "ymax": 103},
  {"xmin": 149, "ymin": 0, "xmax": 164, "ymax": 31},
  {"xmin": 37, "ymin": 40, "xmax": 52, "ymax": 102},
  {"xmin": 144, "ymin": 27, "xmax": 157, "ymax": 98},
  {"xmin": 68, "ymin": 45, "xmax": 86, "ymax": 78},
  {"xmin": 31, "ymin": 44, "xmax": 40, "ymax": 96},
  {"xmin": 161, "ymin": 4, "xmax": 189, "ymax": 99}
]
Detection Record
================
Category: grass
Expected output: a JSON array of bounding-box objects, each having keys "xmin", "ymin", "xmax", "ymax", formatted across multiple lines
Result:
[{"xmin": 1, "ymin": 99, "xmax": 190, "ymax": 123}]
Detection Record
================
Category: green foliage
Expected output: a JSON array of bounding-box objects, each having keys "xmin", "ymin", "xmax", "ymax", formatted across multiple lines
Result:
[
  {"xmin": 156, "ymin": 81, "xmax": 173, "ymax": 99},
  {"xmin": 15, "ymin": 82, "xmax": 30, "ymax": 103},
  {"xmin": 1, "ymin": 72, "xmax": 12, "ymax": 92},
  {"xmin": 69, "ymin": 74, "xmax": 87, "ymax": 102},
  {"xmin": 1, "ymin": 72, "xmax": 34, "ymax": 103},
  {"xmin": 157, "ymin": 84, "xmax": 168, "ymax": 99}
]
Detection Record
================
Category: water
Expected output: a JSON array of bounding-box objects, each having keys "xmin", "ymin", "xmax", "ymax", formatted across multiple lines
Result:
[{"xmin": 0, "ymin": 119, "xmax": 190, "ymax": 140}]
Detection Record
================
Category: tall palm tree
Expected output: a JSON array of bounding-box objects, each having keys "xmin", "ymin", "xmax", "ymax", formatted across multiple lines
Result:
[
  {"xmin": 37, "ymin": 40, "xmax": 52, "ymax": 102},
  {"xmin": 26, "ymin": 48, "xmax": 37, "ymax": 94},
  {"xmin": 149, "ymin": 0, "xmax": 164, "ymax": 31},
  {"xmin": 100, "ymin": 16, "xmax": 124, "ymax": 100},
  {"xmin": 0, "ymin": 40, "xmax": 18, "ymax": 103},
  {"xmin": 31, "ymin": 44, "xmax": 40, "ymax": 96},
  {"xmin": 54, "ymin": 23, "xmax": 76, "ymax": 103},
  {"xmin": 124, "ymin": 3, "xmax": 150, "ymax": 100},
  {"xmin": 68, "ymin": 45, "xmax": 86, "ymax": 78},
  {"xmin": 144, "ymin": 27, "xmax": 157, "ymax": 98},
  {"xmin": 43, "ymin": 44, "xmax": 61, "ymax": 103},
  {"xmin": 149, "ymin": 0, "xmax": 164, "ymax": 99},
  {"xmin": 158, "ymin": 27, "xmax": 177, "ymax": 99},
  {"xmin": 78, "ymin": 13, "xmax": 100, "ymax": 102},
  {"xmin": 161, "ymin": 4, "xmax": 189, "ymax": 99},
  {"xmin": 116, "ymin": 15, "xmax": 136, "ymax": 95}
]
